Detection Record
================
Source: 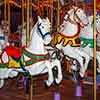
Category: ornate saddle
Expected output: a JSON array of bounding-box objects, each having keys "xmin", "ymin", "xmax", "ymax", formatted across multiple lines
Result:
[{"xmin": 5, "ymin": 46, "xmax": 23, "ymax": 68}]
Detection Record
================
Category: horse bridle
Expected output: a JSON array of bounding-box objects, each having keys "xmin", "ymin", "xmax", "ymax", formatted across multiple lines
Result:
[
  {"xmin": 37, "ymin": 23, "xmax": 50, "ymax": 39},
  {"xmin": 63, "ymin": 9, "xmax": 81, "ymax": 34},
  {"xmin": 96, "ymin": 28, "xmax": 100, "ymax": 37},
  {"xmin": 65, "ymin": 8, "xmax": 88, "ymax": 27}
]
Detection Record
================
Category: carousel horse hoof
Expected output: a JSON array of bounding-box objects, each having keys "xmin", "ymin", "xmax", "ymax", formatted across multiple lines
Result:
[
  {"xmin": 0, "ymin": 79, "xmax": 4, "ymax": 88},
  {"xmin": 44, "ymin": 81, "xmax": 49, "ymax": 88},
  {"xmin": 72, "ymin": 77, "xmax": 78, "ymax": 84},
  {"xmin": 75, "ymin": 73, "xmax": 84, "ymax": 84},
  {"xmin": 78, "ymin": 74, "xmax": 83, "ymax": 82},
  {"xmin": 72, "ymin": 70, "xmax": 80, "ymax": 84},
  {"xmin": 55, "ymin": 73, "xmax": 62, "ymax": 84},
  {"xmin": 44, "ymin": 80, "xmax": 53, "ymax": 87},
  {"xmin": 55, "ymin": 77, "xmax": 62, "ymax": 85}
]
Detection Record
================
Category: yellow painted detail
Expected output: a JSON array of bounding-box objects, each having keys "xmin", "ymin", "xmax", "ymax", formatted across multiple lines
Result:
[
  {"xmin": 8, "ymin": 57, "xmax": 20, "ymax": 68},
  {"xmin": 51, "ymin": 33, "xmax": 80, "ymax": 47}
]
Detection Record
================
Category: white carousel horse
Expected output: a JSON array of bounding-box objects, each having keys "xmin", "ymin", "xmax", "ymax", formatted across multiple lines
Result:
[
  {"xmin": 51, "ymin": 6, "xmax": 89, "ymax": 79},
  {"xmin": 0, "ymin": 21, "xmax": 10, "ymax": 88},
  {"xmin": 96, "ymin": 15, "xmax": 100, "ymax": 47},
  {"xmin": 60, "ymin": 13, "xmax": 100, "ymax": 77},
  {"xmin": 0, "ymin": 20, "xmax": 10, "ymax": 53},
  {"xmin": 79, "ymin": 15, "xmax": 100, "ymax": 74},
  {"xmin": 0, "ymin": 28, "xmax": 5, "ymax": 53},
  {"xmin": 0, "ymin": 16, "xmax": 62, "ymax": 88},
  {"xmin": 59, "ymin": 13, "xmax": 100, "ymax": 79},
  {"xmin": 95, "ymin": 15, "xmax": 100, "ymax": 73}
]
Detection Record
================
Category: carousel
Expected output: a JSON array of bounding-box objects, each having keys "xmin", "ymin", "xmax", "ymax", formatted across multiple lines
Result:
[{"xmin": 0, "ymin": 0, "xmax": 99, "ymax": 100}]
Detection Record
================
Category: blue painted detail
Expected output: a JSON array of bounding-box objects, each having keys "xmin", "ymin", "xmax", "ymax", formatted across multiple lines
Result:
[
  {"xmin": 0, "ymin": 36, "xmax": 5, "ymax": 40},
  {"xmin": 84, "ymin": 0, "xmax": 92, "ymax": 3},
  {"xmin": 97, "ymin": 74, "xmax": 100, "ymax": 83},
  {"xmin": 38, "ymin": 23, "xmax": 50, "ymax": 39},
  {"xmin": 84, "ymin": 77, "xmax": 93, "ymax": 82},
  {"xmin": 97, "ymin": 12, "xmax": 100, "ymax": 16}
]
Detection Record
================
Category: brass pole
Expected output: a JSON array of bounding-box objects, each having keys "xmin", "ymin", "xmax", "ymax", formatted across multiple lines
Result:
[
  {"xmin": 38, "ymin": 0, "xmax": 40, "ymax": 16},
  {"xmin": 26, "ymin": 0, "xmax": 32, "ymax": 100},
  {"xmin": 30, "ymin": 0, "xmax": 32, "ymax": 19},
  {"xmin": 47, "ymin": 0, "xmax": 49, "ymax": 17},
  {"xmin": 41, "ymin": 0, "xmax": 43, "ymax": 17},
  {"xmin": 26, "ymin": 0, "xmax": 30, "ymax": 47},
  {"xmin": 82, "ymin": 0, "xmax": 85, "ymax": 10},
  {"xmin": 75, "ymin": 0, "xmax": 78, "ymax": 7},
  {"xmin": 50, "ymin": 0, "xmax": 53, "ymax": 29},
  {"xmin": 69, "ymin": 0, "xmax": 72, "ymax": 10},
  {"xmin": 8, "ymin": 0, "xmax": 10, "ymax": 33},
  {"xmin": 22, "ymin": 0, "xmax": 24, "ymax": 32},
  {"xmin": 57, "ymin": 0, "xmax": 60, "ymax": 32},
  {"xmin": 4, "ymin": 0, "xmax": 7, "ymax": 21},
  {"xmin": 93, "ymin": 0, "xmax": 96, "ymax": 100}
]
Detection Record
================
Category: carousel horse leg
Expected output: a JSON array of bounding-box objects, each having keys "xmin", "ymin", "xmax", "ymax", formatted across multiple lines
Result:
[
  {"xmin": 96, "ymin": 54, "xmax": 100, "ymax": 87},
  {"xmin": 74, "ymin": 48, "xmax": 90, "ymax": 80},
  {"xmin": 96, "ymin": 52, "xmax": 100, "ymax": 73},
  {"xmin": 72, "ymin": 54, "xmax": 84, "ymax": 82},
  {"xmin": 25, "ymin": 76, "xmax": 30, "ymax": 94},
  {"xmin": 0, "ymin": 79, "xmax": 4, "ymax": 88},
  {"xmin": 53, "ymin": 59, "xmax": 62, "ymax": 84},
  {"xmin": 44, "ymin": 61, "xmax": 54, "ymax": 87}
]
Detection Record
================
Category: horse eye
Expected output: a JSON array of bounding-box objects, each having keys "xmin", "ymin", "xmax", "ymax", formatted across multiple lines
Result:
[
  {"xmin": 78, "ymin": 10, "xmax": 80, "ymax": 12},
  {"xmin": 62, "ymin": 25, "xmax": 64, "ymax": 27},
  {"xmin": 42, "ymin": 26, "xmax": 44, "ymax": 28}
]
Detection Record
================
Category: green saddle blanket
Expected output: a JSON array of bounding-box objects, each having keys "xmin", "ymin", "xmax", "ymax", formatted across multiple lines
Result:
[{"xmin": 80, "ymin": 37, "xmax": 94, "ymax": 48}]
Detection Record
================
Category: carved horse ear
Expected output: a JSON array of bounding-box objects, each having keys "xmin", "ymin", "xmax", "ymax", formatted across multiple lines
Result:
[
  {"xmin": 72, "ymin": 5, "xmax": 75, "ymax": 10},
  {"xmin": 38, "ymin": 16, "xmax": 42, "ymax": 23},
  {"xmin": 72, "ymin": 5, "xmax": 77, "ymax": 12}
]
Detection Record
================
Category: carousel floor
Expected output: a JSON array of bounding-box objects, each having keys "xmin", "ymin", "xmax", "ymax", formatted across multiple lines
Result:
[{"xmin": 0, "ymin": 74, "xmax": 94, "ymax": 100}]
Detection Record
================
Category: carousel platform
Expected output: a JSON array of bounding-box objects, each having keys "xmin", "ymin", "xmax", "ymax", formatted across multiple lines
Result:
[{"xmin": 0, "ymin": 74, "xmax": 94, "ymax": 100}]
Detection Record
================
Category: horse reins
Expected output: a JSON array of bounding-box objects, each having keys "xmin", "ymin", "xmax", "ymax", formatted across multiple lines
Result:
[{"xmin": 64, "ymin": 10, "xmax": 81, "ymax": 34}]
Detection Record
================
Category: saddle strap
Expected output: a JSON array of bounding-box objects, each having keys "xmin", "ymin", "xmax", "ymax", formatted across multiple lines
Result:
[
  {"xmin": 0, "ymin": 63, "xmax": 8, "ymax": 68},
  {"xmin": 22, "ymin": 48, "xmax": 49, "ymax": 60},
  {"xmin": 22, "ymin": 48, "xmax": 49, "ymax": 66}
]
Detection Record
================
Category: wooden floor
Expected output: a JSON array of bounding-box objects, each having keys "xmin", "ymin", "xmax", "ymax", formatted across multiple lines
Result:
[{"xmin": 0, "ymin": 75, "xmax": 94, "ymax": 100}]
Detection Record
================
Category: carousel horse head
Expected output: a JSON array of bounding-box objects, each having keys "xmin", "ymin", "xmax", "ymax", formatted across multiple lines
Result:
[
  {"xmin": 80, "ymin": 15, "xmax": 93, "ymax": 38},
  {"xmin": 60, "ymin": 6, "xmax": 88, "ymax": 33},
  {"xmin": 71, "ymin": 6, "xmax": 88, "ymax": 27},
  {"xmin": 30, "ymin": 16, "xmax": 51, "ymax": 45},
  {"xmin": 55, "ymin": 6, "xmax": 89, "ymax": 47}
]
